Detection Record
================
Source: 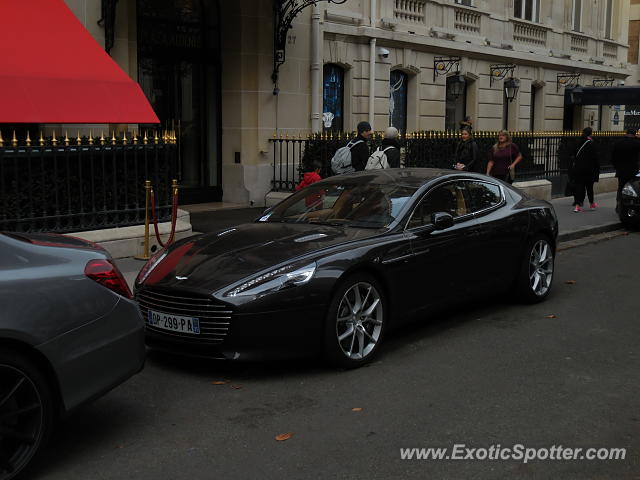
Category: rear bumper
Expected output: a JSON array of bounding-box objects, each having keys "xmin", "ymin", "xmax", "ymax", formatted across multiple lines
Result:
[
  {"xmin": 145, "ymin": 306, "xmax": 326, "ymax": 361},
  {"xmin": 38, "ymin": 297, "xmax": 145, "ymax": 412}
]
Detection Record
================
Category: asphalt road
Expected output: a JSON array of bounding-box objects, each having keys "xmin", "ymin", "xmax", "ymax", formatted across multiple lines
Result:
[{"xmin": 33, "ymin": 233, "xmax": 640, "ymax": 480}]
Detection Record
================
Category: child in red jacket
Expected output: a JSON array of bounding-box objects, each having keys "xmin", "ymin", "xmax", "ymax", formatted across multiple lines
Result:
[{"xmin": 296, "ymin": 160, "xmax": 323, "ymax": 207}]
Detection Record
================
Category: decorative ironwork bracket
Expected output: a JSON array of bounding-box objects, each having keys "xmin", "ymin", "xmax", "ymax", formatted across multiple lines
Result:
[
  {"xmin": 433, "ymin": 56, "xmax": 461, "ymax": 82},
  {"xmin": 557, "ymin": 73, "xmax": 581, "ymax": 92},
  {"xmin": 272, "ymin": 0, "xmax": 347, "ymax": 93},
  {"xmin": 592, "ymin": 77, "xmax": 615, "ymax": 87},
  {"xmin": 98, "ymin": 0, "xmax": 119, "ymax": 55},
  {"xmin": 489, "ymin": 64, "xmax": 516, "ymax": 87}
]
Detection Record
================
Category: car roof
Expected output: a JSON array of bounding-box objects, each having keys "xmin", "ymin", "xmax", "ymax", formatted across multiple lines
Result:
[{"xmin": 319, "ymin": 168, "xmax": 493, "ymax": 188}]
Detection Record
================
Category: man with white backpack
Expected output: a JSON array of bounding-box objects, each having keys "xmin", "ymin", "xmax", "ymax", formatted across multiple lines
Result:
[
  {"xmin": 331, "ymin": 121, "xmax": 372, "ymax": 174},
  {"xmin": 366, "ymin": 127, "xmax": 401, "ymax": 170}
]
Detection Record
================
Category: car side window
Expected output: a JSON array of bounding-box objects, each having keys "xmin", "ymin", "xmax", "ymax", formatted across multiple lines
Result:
[
  {"xmin": 407, "ymin": 182, "xmax": 469, "ymax": 229},
  {"xmin": 465, "ymin": 181, "xmax": 502, "ymax": 214}
]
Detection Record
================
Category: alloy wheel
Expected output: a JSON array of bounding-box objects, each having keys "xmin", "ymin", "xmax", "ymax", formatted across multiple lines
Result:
[
  {"xmin": 335, "ymin": 282, "xmax": 383, "ymax": 360},
  {"xmin": 0, "ymin": 365, "xmax": 44, "ymax": 479},
  {"xmin": 529, "ymin": 239, "xmax": 554, "ymax": 297}
]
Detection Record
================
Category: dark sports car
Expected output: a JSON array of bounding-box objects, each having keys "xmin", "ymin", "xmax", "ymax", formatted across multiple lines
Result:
[
  {"xmin": 135, "ymin": 169, "xmax": 558, "ymax": 368},
  {"xmin": 619, "ymin": 175, "xmax": 640, "ymax": 226}
]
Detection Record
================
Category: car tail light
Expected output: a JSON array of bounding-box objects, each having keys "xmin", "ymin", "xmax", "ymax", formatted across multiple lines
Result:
[{"xmin": 85, "ymin": 259, "xmax": 133, "ymax": 299}]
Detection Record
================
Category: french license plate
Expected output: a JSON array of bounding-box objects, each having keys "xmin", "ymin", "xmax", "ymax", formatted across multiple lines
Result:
[{"xmin": 147, "ymin": 310, "xmax": 200, "ymax": 335}]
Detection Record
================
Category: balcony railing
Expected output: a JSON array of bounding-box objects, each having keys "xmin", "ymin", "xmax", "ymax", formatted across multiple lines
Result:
[
  {"xmin": 603, "ymin": 42, "xmax": 617, "ymax": 59},
  {"xmin": 270, "ymin": 131, "xmax": 622, "ymax": 196},
  {"xmin": 513, "ymin": 21, "xmax": 547, "ymax": 46},
  {"xmin": 0, "ymin": 132, "xmax": 178, "ymax": 233},
  {"xmin": 571, "ymin": 34, "xmax": 588, "ymax": 54},
  {"xmin": 393, "ymin": 0, "xmax": 427, "ymax": 24},
  {"xmin": 454, "ymin": 8, "xmax": 480, "ymax": 34}
]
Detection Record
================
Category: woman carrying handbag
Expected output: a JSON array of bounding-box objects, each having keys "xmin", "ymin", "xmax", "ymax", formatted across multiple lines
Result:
[
  {"xmin": 486, "ymin": 130, "xmax": 523, "ymax": 183},
  {"xmin": 570, "ymin": 127, "xmax": 600, "ymax": 212}
]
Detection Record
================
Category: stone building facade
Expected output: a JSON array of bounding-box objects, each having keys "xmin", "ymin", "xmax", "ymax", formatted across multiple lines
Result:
[{"xmin": 63, "ymin": 0, "xmax": 630, "ymax": 205}]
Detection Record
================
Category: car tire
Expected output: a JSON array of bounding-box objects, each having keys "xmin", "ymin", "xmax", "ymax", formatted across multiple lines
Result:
[
  {"xmin": 515, "ymin": 234, "xmax": 555, "ymax": 304},
  {"xmin": 324, "ymin": 273, "xmax": 387, "ymax": 369},
  {"xmin": 0, "ymin": 350, "xmax": 53, "ymax": 480},
  {"xmin": 619, "ymin": 206, "xmax": 637, "ymax": 228}
]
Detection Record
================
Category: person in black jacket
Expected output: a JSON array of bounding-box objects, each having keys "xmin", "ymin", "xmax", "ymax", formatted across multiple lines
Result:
[
  {"xmin": 571, "ymin": 127, "xmax": 600, "ymax": 212},
  {"xmin": 350, "ymin": 121, "xmax": 373, "ymax": 171},
  {"xmin": 380, "ymin": 126, "xmax": 401, "ymax": 168},
  {"xmin": 453, "ymin": 128, "xmax": 480, "ymax": 172},
  {"xmin": 611, "ymin": 128, "xmax": 640, "ymax": 211}
]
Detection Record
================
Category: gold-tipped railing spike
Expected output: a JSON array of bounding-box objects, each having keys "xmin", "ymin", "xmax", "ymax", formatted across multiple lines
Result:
[
  {"xmin": 26, "ymin": 131, "xmax": 32, "ymax": 147},
  {"xmin": 153, "ymin": 131, "xmax": 159, "ymax": 144},
  {"xmin": 111, "ymin": 131, "xmax": 117, "ymax": 145},
  {"xmin": 88, "ymin": 130, "xmax": 94, "ymax": 145},
  {"xmin": 11, "ymin": 130, "xmax": 18, "ymax": 147},
  {"xmin": 133, "ymin": 131, "xmax": 138, "ymax": 144},
  {"xmin": 122, "ymin": 131, "xmax": 128, "ymax": 145},
  {"xmin": 0, "ymin": 131, "xmax": 4, "ymax": 147},
  {"xmin": 76, "ymin": 131, "xmax": 81, "ymax": 145},
  {"xmin": 143, "ymin": 131, "xmax": 148, "ymax": 145},
  {"xmin": 52, "ymin": 131, "xmax": 58, "ymax": 146},
  {"xmin": 64, "ymin": 131, "xmax": 70, "ymax": 146},
  {"xmin": 39, "ymin": 132, "xmax": 44, "ymax": 146},
  {"xmin": 100, "ymin": 131, "xmax": 105, "ymax": 145}
]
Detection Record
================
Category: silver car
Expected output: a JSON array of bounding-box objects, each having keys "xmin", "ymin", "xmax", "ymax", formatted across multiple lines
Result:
[{"xmin": 0, "ymin": 232, "xmax": 145, "ymax": 480}]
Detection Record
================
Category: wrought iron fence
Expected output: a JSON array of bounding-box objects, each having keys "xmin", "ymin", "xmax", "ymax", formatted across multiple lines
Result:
[
  {"xmin": 0, "ymin": 131, "xmax": 178, "ymax": 233},
  {"xmin": 270, "ymin": 130, "xmax": 623, "ymax": 193}
]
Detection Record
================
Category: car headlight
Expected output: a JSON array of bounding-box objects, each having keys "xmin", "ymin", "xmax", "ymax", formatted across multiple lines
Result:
[
  {"xmin": 136, "ymin": 249, "xmax": 168, "ymax": 284},
  {"xmin": 622, "ymin": 184, "xmax": 638, "ymax": 198},
  {"xmin": 225, "ymin": 262, "xmax": 317, "ymax": 297}
]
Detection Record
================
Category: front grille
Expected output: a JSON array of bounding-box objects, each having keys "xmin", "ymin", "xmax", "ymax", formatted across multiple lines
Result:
[{"xmin": 136, "ymin": 289, "xmax": 232, "ymax": 344}]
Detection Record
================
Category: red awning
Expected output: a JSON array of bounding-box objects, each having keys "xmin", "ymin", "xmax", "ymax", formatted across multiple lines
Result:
[{"xmin": 0, "ymin": 0, "xmax": 159, "ymax": 124}]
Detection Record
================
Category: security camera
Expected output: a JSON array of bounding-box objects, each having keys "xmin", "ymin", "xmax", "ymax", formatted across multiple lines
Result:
[
  {"xmin": 619, "ymin": 80, "xmax": 625, "ymax": 86},
  {"xmin": 378, "ymin": 47, "xmax": 390, "ymax": 59}
]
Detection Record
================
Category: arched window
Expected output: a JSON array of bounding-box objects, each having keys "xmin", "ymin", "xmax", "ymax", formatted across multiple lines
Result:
[
  {"xmin": 323, "ymin": 64, "xmax": 344, "ymax": 132},
  {"xmin": 389, "ymin": 70, "xmax": 408, "ymax": 133}
]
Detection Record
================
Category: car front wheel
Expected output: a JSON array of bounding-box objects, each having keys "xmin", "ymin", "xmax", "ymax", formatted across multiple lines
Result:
[
  {"xmin": 516, "ymin": 235, "xmax": 555, "ymax": 303},
  {"xmin": 324, "ymin": 274, "xmax": 386, "ymax": 368},
  {"xmin": 0, "ymin": 350, "xmax": 53, "ymax": 480}
]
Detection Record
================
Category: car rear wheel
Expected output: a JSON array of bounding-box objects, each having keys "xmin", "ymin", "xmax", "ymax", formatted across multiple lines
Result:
[
  {"xmin": 516, "ymin": 235, "xmax": 555, "ymax": 303},
  {"xmin": 0, "ymin": 351, "xmax": 53, "ymax": 480},
  {"xmin": 324, "ymin": 274, "xmax": 386, "ymax": 368}
]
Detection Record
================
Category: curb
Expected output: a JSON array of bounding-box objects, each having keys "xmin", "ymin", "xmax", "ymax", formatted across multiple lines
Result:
[{"xmin": 558, "ymin": 222, "xmax": 624, "ymax": 243}]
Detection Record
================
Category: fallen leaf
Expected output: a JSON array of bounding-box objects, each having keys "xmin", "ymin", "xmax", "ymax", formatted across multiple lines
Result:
[
  {"xmin": 275, "ymin": 433, "xmax": 293, "ymax": 441},
  {"xmin": 352, "ymin": 407, "xmax": 363, "ymax": 412},
  {"xmin": 565, "ymin": 280, "xmax": 576, "ymax": 285},
  {"xmin": 211, "ymin": 380, "xmax": 228, "ymax": 385},
  {"xmin": 546, "ymin": 314, "xmax": 557, "ymax": 319},
  {"xmin": 231, "ymin": 384, "xmax": 243, "ymax": 390}
]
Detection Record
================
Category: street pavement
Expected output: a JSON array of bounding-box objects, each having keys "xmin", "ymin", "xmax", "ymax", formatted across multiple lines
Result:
[{"xmin": 34, "ymin": 232, "xmax": 640, "ymax": 479}]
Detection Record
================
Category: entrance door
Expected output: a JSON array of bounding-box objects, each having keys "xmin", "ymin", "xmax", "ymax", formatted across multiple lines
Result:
[{"xmin": 137, "ymin": 0, "xmax": 221, "ymax": 204}]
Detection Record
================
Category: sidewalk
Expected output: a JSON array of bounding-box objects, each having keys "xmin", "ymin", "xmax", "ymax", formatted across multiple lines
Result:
[
  {"xmin": 117, "ymin": 191, "xmax": 623, "ymax": 287},
  {"xmin": 552, "ymin": 191, "xmax": 621, "ymax": 242}
]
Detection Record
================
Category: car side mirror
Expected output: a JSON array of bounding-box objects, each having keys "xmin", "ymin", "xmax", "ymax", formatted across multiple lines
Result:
[{"xmin": 431, "ymin": 212, "xmax": 454, "ymax": 231}]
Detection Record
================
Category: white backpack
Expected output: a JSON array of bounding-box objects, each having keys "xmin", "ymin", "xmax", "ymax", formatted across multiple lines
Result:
[
  {"xmin": 331, "ymin": 140, "xmax": 363, "ymax": 175},
  {"xmin": 365, "ymin": 146, "xmax": 393, "ymax": 170}
]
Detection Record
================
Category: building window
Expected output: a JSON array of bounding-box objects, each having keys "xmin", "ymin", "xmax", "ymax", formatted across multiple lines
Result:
[
  {"xmin": 604, "ymin": 0, "xmax": 613, "ymax": 39},
  {"xmin": 529, "ymin": 88, "xmax": 536, "ymax": 131},
  {"xmin": 514, "ymin": 0, "xmax": 539, "ymax": 22},
  {"xmin": 322, "ymin": 64, "xmax": 344, "ymax": 132},
  {"xmin": 390, "ymin": 70, "xmax": 408, "ymax": 133},
  {"xmin": 572, "ymin": 0, "xmax": 582, "ymax": 32},
  {"xmin": 454, "ymin": 0, "xmax": 473, "ymax": 6},
  {"xmin": 445, "ymin": 76, "xmax": 467, "ymax": 131}
]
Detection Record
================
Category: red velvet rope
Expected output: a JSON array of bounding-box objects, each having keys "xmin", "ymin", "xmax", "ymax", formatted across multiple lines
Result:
[{"xmin": 150, "ymin": 187, "xmax": 179, "ymax": 248}]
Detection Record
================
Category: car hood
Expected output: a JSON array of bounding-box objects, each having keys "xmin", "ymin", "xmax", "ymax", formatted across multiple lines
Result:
[{"xmin": 140, "ymin": 222, "xmax": 381, "ymax": 292}]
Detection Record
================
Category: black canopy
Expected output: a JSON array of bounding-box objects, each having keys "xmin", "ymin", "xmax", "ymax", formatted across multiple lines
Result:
[{"xmin": 565, "ymin": 86, "xmax": 640, "ymax": 105}]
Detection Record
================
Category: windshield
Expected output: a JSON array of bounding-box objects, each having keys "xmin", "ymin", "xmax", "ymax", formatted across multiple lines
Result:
[{"xmin": 262, "ymin": 181, "xmax": 417, "ymax": 228}]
